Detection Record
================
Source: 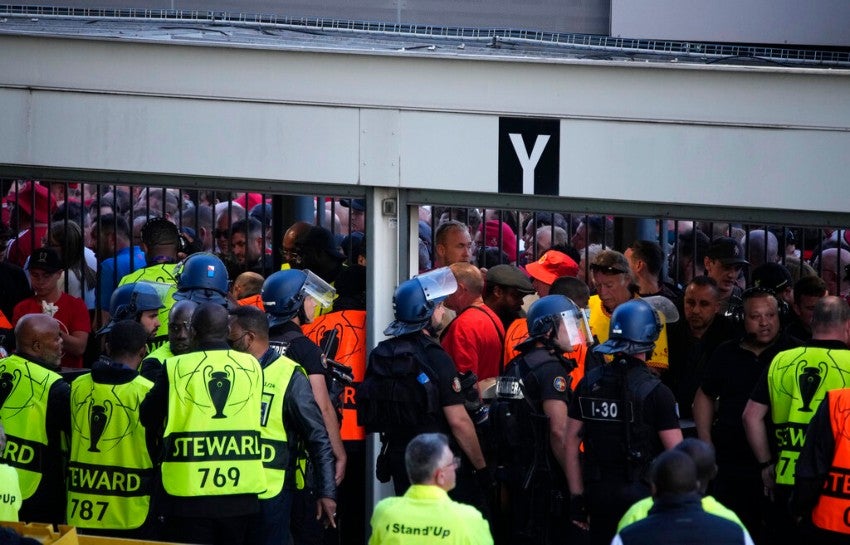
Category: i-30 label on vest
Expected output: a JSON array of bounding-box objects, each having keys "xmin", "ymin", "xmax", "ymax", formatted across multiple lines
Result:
[{"xmin": 578, "ymin": 396, "xmax": 634, "ymax": 423}]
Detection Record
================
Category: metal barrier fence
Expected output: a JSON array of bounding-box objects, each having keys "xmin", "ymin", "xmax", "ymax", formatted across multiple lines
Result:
[{"xmin": 1, "ymin": 178, "xmax": 845, "ymax": 349}]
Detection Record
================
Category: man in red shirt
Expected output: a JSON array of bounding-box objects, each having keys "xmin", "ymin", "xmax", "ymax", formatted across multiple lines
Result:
[
  {"xmin": 13, "ymin": 247, "xmax": 90, "ymax": 368},
  {"xmin": 441, "ymin": 262, "xmax": 505, "ymax": 381}
]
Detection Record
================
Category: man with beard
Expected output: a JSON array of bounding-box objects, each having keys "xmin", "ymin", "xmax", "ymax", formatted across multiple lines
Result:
[
  {"xmin": 693, "ymin": 288, "xmax": 799, "ymax": 541},
  {"xmin": 483, "ymin": 265, "xmax": 536, "ymax": 331}
]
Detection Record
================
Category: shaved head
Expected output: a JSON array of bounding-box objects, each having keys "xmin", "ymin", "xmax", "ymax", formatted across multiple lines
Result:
[
  {"xmin": 191, "ymin": 303, "xmax": 230, "ymax": 346},
  {"xmin": 15, "ymin": 314, "xmax": 63, "ymax": 367}
]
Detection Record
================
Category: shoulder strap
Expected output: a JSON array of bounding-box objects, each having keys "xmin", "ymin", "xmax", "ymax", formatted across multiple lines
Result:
[{"xmin": 467, "ymin": 305, "xmax": 506, "ymax": 345}]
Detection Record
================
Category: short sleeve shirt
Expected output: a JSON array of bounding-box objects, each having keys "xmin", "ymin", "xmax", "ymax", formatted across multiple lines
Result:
[{"xmin": 13, "ymin": 292, "xmax": 91, "ymax": 368}]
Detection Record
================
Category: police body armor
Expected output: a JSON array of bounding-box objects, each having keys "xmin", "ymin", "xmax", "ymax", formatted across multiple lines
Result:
[
  {"xmin": 258, "ymin": 353, "xmax": 305, "ymax": 500},
  {"xmin": 161, "ymin": 349, "xmax": 265, "ymax": 497},
  {"xmin": 577, "ymin": 356, "xmax": 661, "ymax": 483},
  {"xmin": 67, "ymin": 373, "xmax": 154, "ymax": 530},
  {"xmin": 0, "ymin": 355, "xmax": 63, "ymax": 500},
  {"xmin": 491, "ymin": 349, "xmax": 558, "ymax": 486}
]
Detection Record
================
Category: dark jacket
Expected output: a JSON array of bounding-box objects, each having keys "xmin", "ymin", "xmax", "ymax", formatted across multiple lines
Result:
[
  {"xmin": 614, "ymin": 493, "xmax": 751, "ymax": 545},
  {"xmin": 258, "ymin": 348, "xmax": 336, "ymax": 500}
]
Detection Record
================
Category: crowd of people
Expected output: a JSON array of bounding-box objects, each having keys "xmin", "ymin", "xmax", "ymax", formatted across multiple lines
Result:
[{"xmin": 1, "ymin": 180, "xmax": 850, "ymax": 545}]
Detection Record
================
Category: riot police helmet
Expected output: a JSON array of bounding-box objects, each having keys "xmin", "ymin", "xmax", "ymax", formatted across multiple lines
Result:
[
  {"xmin": 593, "ymin": 298, "xmax": 662, "ymax": 356},
  {"xmin": 99, "ymin": 282, "xmax": 165, "ymax": 334},
  {"xmin": 525, "ymin": 294, "xmax": 592, "ymax": 352},
  {"xmin": 262, "ymin": 269, "xmax": 336, "ymax": 327},
  {"xmin": 384, "ymin": 267, "xmax": 457, "ymax": 337},
  {"xmin": 173, "ymin": 252, "xmax": 230, "ymax": 305}
]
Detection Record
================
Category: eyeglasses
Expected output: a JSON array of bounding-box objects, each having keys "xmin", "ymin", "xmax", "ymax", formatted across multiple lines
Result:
[
  {"xmin": 280, "ymin": 247, "xmax": 302, "ymax": 261},
  {"xmin": 214, "ymin": 228, "xmax": 230, "ymax": 239},
  {"xmin": 440, "ymin": 456, "xmax": 461, "ymax": 471}
]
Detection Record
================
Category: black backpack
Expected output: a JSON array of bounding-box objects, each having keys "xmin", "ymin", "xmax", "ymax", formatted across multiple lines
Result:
[{"xmin": 356, "ymin": 335, "xmax": 440, "ymax": 434}]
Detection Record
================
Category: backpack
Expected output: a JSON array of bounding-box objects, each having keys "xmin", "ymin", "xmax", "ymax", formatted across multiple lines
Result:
[{"xmin": 356, "ymin": 335, "xmax": 440, "ymax": 434}]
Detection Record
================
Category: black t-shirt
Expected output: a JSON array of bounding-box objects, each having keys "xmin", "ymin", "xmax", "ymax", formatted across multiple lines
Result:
[
  {"xmin": 665, "ymin": 316, "xmax": 736, "ymax": 419},
  {"xmin": 269, "ymin": 320, "xmax": 326, "ymax": 377},
  {"xmin": 700, "ymin": 334, "xmax": 798, "ymax": 463}
]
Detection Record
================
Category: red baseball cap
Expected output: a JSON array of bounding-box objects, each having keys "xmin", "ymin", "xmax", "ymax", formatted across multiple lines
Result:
[{"xmin": 525, "ymin": 250, "xmax": 579, "ymax": 284}]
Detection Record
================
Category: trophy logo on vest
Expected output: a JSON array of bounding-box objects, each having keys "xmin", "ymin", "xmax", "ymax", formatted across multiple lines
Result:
[
  {"xmin": 0, "ymin": 367, "xmax": 21, "ymax": 410},
  {"xmin": 205, "ymin": 365, "xmax": 234, "ymax": 419},
  {"xmin": 797, "ymin": 359, "xmax": 828, "ymax": 412},
  {"xmin": 88, "ymin": 400, "xmax": 113, "ymax": 452}
]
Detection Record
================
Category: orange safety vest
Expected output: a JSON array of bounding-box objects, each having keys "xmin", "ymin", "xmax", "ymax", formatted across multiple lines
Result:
[
  {"xmin": 0, "ymin": 310, "xmax": 11, "ymax": 329},
  {"xmin": 811, "ymin": 388, "xmax": 850, "ymax": 535},
  {"xmin": 302, "ymin": 309, "xmax": 367, "ymax": 441},
  {"xmin": 503, "ymin": 318, "xmax": 586, "ymax": 386},
  {"xmin": 238, "ymin": 293, "xmax": 265, "ymax": 310}
]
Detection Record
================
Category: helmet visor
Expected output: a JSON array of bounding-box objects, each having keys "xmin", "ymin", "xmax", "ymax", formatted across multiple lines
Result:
[
  {"xmin": 643, "ymin": 295, "xmax": 679, "ymax": 324},
  {"xmin": 303, "ymin": 270, "xmax": 336, "ymax": 309},
  {"xmin": 557, "ymin": 306, "xmax": 593, "ymax": 352},
  {"xmin": 414, "ymin": 267, "xmax": 458, "ymax": 304}
]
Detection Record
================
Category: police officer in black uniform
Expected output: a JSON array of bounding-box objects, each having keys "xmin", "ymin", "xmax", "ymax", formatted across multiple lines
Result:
[
  {"xmin": 566, "ymin": 298, "xmax": 682, "ymax": 545},
  {"xmin": 261, "ymin": 269, "xmax": 345, "ymax": 545},
  {"xmin": 357, "ymin": 268, "xmax": 490, "ymax": 503},
  {"xmin": 492, "ymin": 294, "xmax": 592, "ymax": 545}
]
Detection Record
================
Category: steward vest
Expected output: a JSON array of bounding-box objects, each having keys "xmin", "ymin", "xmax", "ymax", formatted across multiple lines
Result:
[
  {"xmin": 767, "ymin": 345, "xmax": 850, "ymax": 486},
  {"xmin": 68, "ymin": 373, "xmax": 154, "ymax": 529},
  {"xmin": 259, "ymin": 354, "xmax": 305, "ymax": 499},
  {"xmin": 303, "ymin": 309, "xmax": 367, "ymax": 441},
  {"xmin": 0, "ymin": 310, "xmax": 12, "ymax": 329},
  {"xmin": 139, "ymin": 343, "xmax": 173, "ymax": 382},
  {"xmin": 577, "ymin": 358, "xmax": 661, "ymax": 482},
  {"xmin": 811, "ymin": 388, "xmax": 850, "ymax": 534},
  {"xmin": 588, "ymin": 295, "xmax": 670, "ymax": 370},
  {"xmin": 0, "ymin": 354, "xmax": 63, "ymax": 500},
  {"xmin": 118, "ymin": 263, "xmax": 178, "ymax": 347},
  {"xmin": 161, "ymin": 349, "xmax": 265, "ymax": 497},
  {"xmin": 503, "ymin": 318, "xmax": 588, "ymax": 386}
]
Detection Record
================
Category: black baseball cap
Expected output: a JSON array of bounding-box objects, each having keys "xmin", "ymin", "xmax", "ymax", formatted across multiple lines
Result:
[
  {"xmin": 706, "ymin": 237, "xmax": 748, "ymax": 266},
  {"xmin": 28, "ymin": 247, "xmax": 63, "ymax": 273}
]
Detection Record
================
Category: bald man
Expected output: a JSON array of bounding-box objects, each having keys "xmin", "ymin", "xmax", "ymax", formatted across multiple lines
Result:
[
  {"xmin": 139, "ymin": 300, "xmax": 198, "ymax": 382},
  {"xmin": 281, "ymin": 221, "xmax": 312, "ymax": 269},
  {"xmin": 0, "ymin": 314, "xmax": 70, "ymax": 524},
  {"xmin": 814, "ymin": 247, "xmax": 850, "ymax": 299},
  {"xmin": 232, "ymin": 272, "xmax": 265, "ymax": 309}
]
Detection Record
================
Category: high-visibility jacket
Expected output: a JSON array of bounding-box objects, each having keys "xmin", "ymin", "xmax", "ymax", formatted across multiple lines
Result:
[
  {"xmin": 68, "ymin": 373, "xmax": 154, "ymax": 529},
  {"xmin": 811, "ymin": 388, "xmax": 850, "ymax": 534},
  {"xmin": 259, "ymin": 353, "xmax": 304, "ymax": 499},
  {"xmin": 588, "ymin": 295, "xmax": 669, "ymax": 370},
  {"xmin": 118, "ymin": 263, "xmax": 178, "ymax": 344},
  {"xmin": 0, "ymin": 354, "xmax": 63, "ymax": 500},
  {"xmin": 302, "ymin": 309, "xmax": 367, "ymax": 441},
  {"xmin": 238, "ymin": 294, "xmax": 265, "ymax": 310},
  {"xmin": 369, "ymin": 484, "xmax": 493, "ymax": 545},
  {"xmin": 502, "ymin": 318, "xmax": 587, "ymax": 386},
  {"xmin": 767, "ymin": 344, "xmax": 850, "ymax": 485},
  {"xmin": 161, "ymin": 349, "xmax": 265, "ymax": 497}
]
